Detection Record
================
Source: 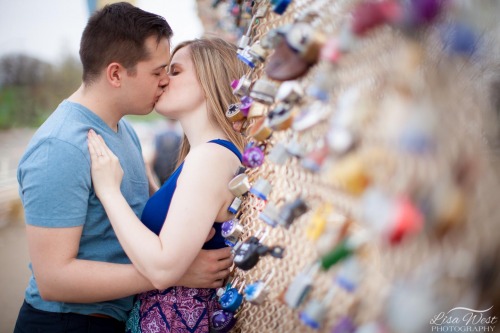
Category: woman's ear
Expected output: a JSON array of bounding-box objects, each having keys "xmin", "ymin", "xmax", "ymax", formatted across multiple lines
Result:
[{"xmin": 106, "ymin": 62, "xmax": 123, "ymax": 88}]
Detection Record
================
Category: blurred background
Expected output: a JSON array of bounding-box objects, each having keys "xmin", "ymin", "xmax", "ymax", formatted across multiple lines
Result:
[
  {"xmin": 3, "ymin": 1, "xmax": 500, "ymax": 332},
  {"xmin": 0, "ymin": 0, "xmax": 222, "ymax": 330}
]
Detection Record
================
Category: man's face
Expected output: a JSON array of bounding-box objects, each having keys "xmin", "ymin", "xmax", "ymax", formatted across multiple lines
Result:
[{"xmin": 121, "ymin": 35, "xmax": 170, "ymax": 116}]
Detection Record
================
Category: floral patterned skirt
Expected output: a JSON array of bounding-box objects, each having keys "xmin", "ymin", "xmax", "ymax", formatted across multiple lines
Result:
[{"xmin": 126, "ymin": 286, "xmax": 220, "ymax": 333}]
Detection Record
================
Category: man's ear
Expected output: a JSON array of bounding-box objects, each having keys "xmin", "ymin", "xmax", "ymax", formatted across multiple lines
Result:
[{"xmin": 106, "ymin": 62, "xmax": 123, "ymax": 88}]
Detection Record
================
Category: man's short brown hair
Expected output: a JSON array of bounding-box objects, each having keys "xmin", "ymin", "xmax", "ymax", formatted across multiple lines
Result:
[{"xmin": 80, "ymin": 2, "xmax": 173, "ymax": 84}]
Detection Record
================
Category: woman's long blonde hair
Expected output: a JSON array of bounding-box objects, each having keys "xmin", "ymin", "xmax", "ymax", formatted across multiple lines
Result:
[{"xmin": 173, "ymin": 37, "xmax": 247, "ymax": 167}]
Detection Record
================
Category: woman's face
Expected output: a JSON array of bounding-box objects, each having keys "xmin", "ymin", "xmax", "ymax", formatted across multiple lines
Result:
[{"xmin": 155, "ymin": 46, "xmax": 205, "ymax": 118}]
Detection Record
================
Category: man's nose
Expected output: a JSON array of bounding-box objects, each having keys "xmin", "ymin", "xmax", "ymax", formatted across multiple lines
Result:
[{"xmin": 159, "ymin": 70, "xmax": 169, "ymax": 88}]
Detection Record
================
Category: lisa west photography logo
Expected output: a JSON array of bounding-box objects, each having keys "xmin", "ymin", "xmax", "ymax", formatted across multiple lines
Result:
[{"xmin": 430, "ymin": 306, "xmax": 497, "ymax": 332}]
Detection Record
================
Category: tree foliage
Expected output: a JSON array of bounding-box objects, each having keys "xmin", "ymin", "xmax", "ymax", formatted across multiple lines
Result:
[{"xmin": 0, "ymin": 53, "xmax": 82, "ymax": 128}]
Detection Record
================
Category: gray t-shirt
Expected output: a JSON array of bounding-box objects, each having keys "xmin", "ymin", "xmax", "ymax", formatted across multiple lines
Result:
[{"xmin": 17, "ymin": 100, "xmax": 149, "ymax": 321}]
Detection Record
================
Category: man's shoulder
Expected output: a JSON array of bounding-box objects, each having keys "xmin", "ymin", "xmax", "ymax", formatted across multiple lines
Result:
[{"xmin": 20, "ymin": 102, "xmax": 92, "ymax": 167}]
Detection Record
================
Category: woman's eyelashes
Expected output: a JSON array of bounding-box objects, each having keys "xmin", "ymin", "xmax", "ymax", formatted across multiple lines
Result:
[{"xmin": 167, "ymin": 64, "xmax": 180, "ymax": 76}]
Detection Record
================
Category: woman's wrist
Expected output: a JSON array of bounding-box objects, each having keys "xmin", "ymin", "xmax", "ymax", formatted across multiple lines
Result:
[{"xmin": 97, "ymin": 189, "xmax": 123, "ymax": 206}]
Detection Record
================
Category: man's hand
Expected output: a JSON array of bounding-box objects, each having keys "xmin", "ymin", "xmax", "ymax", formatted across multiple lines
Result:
[{"xmin": 176, "ymin": 247, "xmax": 233, "ymax": 289}]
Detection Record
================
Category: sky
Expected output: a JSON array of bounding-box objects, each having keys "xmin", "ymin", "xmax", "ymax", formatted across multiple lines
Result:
[{"xmin": 0, "ymin": 0, "xmax": 204, "ymax": 64}]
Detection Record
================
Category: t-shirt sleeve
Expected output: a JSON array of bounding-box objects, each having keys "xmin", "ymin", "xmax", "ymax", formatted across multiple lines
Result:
[{"xmin": 18, "ymin": 138, "xmax": 91, "ymax": 227}]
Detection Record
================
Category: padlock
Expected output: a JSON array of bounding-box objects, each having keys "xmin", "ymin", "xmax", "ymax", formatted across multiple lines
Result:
[
  {"xmin": 239, "ymin": 96, "xmax": 253, "ymax": 116},
  {"xmin": 227, "ymin": 196, "xmax": 243, "ymax": 214},
  {"xmin": 397, "ymin": 110, "xmax": 436, "ymax": 154},
  {"xmin": 331, "ymin": 315, "xmax": 357, "ymax": 333},
  {"xmin": 249, "ymin": 178, "xmax": 272, "ymax": 201},
  {"xmin": 299, "ymin": 288, "xmax": 336, "ymax": 329},
  {"xmin": 210, "ymin": 309, "xmax": 237, "ymax": 333},
  {"xmin": 307, "ymin": 71, "xmax": 334, "ymax": 102},
  {"xmin": 402, "ymin": 0, "xmax": 444, "ymax": 29},
  {"xmin": 238, "ymin": 35, "xmax": 251, "ymax": 51},
  {"xmin": 271, "ymin": 0, "xmax": 292, "ymax": 15},
  {"xmin": 361, "ymin": 189, "xmax": 423, "ymax": 244},
  {"xmin": 284, "ymin": 22, "xmax": 326, "ymax": 64},
  {"xmin": 226, "ymin": 103, "xmax": 246, "ymax": 122},
  {"xmin": 237, "ymin": 4, "xmax": 269, "ymax": 51},
  {"xmin": 250, "ymin": 79, "xmax": 279, "ymax": 105},
  {"xmin": 275, "ymin": 80, "xmax": 304, "ymax": 104},
  {"xmin": 247, "ymin": 101, "xmax": 267, "ymax": 118},
  {"xmin": 228, "ymin": 173, "xmax": 251, "ymax": 197},
  {"xmin": 233, "ymin": 165, "xmax": 246, "ymax": 177},
  {"xmin": 217, "ymin": 276, "xmax": 240, "ymax": 300},
  {"xmin": 259, "ymin": 203, "xmax": 281, "ymax": 227},
  {"xmin": 305, "ymin": 39, "xmax": 344, "ymax": 100},
  {"xmin": 306, "ymin": 203, "xmax": 333, "ymax": 241},
  {"xmin": 284, "ymin": 262, "xmax": 320, "ymax": 308},
  {"xmin": 233, "ymin": 230, "xmax": 284, "ymax": 270},
  {"xmin": 327, "ymin": 126, "xmax": 357, "ymax": 156},
  {"xmin": 248, "ymin": 117, "xmax": 273, "ymax": 142},
  {"xmin": 233, "ymin": 237, "xmax": 265, "ymax": 270},
  {"xmin": 301, "ymin": 143, "xmax": 329, "ymax": 172},
  {"xmin": 267, "ymin": 143, "xmax": 290, "ymax": 165},
  {"xmin": 277, "ymin": 197, "xmax": 309, "ymax": 228},
  {"xmin": 388, "ymin": 196, "xmax": 424, "ymax": 244},
  {"xmin": 351, "ymin": 0, "xmax": 401, "ymax": 36},
  {"xmin": 320, "ymin": 38, "xmax": 343, "ymax": 64},
  {"xmin": 425, "ymin": 178, "xmax": 466, "ymax": 235},
  {"xmin": 440, "ymin": 21, "xmax": 478, "ymax": 57},
  {"xmin": 268, "ymin": 103, "xmax": 297, "ymax": 131},
  {"xmin": 329, "ymin": 153, "xmax": 370, "ymax": 196},
  {"xmin": 293, "ymin": 101, "xmax": 331, "ymax": 132},
  {"xmin": 260, "ymin": 28, "xmax": 282, "ymax": 50},
  {"xmin": 242, "ymin": 143, "xmax": 266, "ymax": 168},
  {"xmin": 221, "ymin": 218, "xmax": 245, "ymax": 247},
  {"xmin": 233, "ymin": 229, "xmax": 268, "ymax": 271},
  {"xmin": 239, "ymin": 41, "xmax": 270, "ymax": 68},
  {"xmin": 244, "ymin": 270, "xmax": 274, "ymax": 305},
  {"xmin": 237, "ymin": 46, "xmax": 256, "ymax": 68},
  {"xmin": 316, "ymin": 213, "xmax": 350, "ymax": 256},
  {"xmin": 286, "ymin": 138, "xmax": 306, "ymax": 158},
  {"xmin": 265, "ymin": 34, "xmax": 311, "ymax": 81},
  {"xmin": 320, "ymin": 231, "xmax": 368, "ymax": 271},
  {"xmin": 335, "ymin": 257, "xmax": 363, "ymax": 293},
  {"xmin": 219, "ymin": 282, "xmax": 245, "ymax": 312},
  {"xmin": 231, "ymin": 75, "xmax": 252, "ymax": 97}
]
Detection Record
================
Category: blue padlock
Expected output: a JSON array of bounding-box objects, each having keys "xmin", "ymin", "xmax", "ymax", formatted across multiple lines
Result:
[
  {"xmin": 244, "ymin": 270, "xmax": 274, "ymax": 305},
  {"xmin": 219, "ymin": 283, "xmax": 244, "ymax": 312},
  {"xmin": 271, "ymin": 0, "xmax": 292, "ymax": 15}
]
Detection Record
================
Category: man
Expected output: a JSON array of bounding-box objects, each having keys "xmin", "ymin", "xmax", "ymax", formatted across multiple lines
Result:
[{"xmin": 14, "ymin": 3, "xmax": 232, "ymax": 332}]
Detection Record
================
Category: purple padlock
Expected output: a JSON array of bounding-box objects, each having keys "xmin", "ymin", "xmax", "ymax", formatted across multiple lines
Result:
[
  {"xmin": 240, "ymin": 96, "xmax": 253, "ymax": 116},
  {"xmin": 242, "ymin": 144, "xmax": 265, "ymax": 168},
  {"xmin": 210, "ymin": 310, "xmax": 237, "ymax": 333}
]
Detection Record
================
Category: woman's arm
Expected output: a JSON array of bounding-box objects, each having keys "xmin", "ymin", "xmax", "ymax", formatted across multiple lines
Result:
[{"xmin": 88, "ymin": 130, "xmax": 233, "ymax": 289}]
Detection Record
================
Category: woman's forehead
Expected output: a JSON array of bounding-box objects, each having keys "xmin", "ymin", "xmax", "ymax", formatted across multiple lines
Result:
[{"xmin": 171, "ymin": 46, "xmax": 191, "ymax": 64}]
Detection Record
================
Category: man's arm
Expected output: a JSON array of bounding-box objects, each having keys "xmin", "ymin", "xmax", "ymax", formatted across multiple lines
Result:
[
  {"xmin": 27, "ymin": 225, "xmax": 152, "ymax": 303},
  {"xmin": 27, "ymin": 225, "xmax": 232, "ymax": 303}
]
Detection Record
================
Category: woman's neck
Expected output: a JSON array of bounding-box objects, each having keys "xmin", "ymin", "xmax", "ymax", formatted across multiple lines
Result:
[{"xmin": 179, "ymin": 108, "xmax": 227, "ymax": 148}]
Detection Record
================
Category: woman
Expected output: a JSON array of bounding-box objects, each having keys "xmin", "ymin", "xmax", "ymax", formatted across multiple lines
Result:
[{"xmin": 87, "ymin": 37, "xmax": 246, "ymax": 332}]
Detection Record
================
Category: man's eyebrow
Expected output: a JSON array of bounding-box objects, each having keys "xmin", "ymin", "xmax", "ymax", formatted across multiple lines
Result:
[{"xmin": 153, "ymin": 63, "xmax": 168, "ymax": 70}]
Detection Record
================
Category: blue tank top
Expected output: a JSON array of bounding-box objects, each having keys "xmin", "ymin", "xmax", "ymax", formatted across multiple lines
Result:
[{"xmin": 141, "ymin": 139, "xmax": 242, "ymax": 249}]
